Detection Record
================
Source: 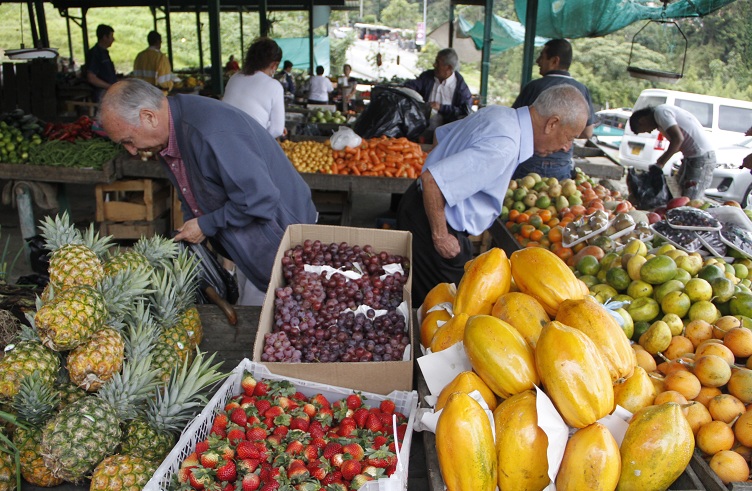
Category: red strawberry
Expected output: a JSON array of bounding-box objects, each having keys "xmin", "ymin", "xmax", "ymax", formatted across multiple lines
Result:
[
  {"xmin": 308, "ymin": 420, "xmax": 326, "ymax": 438},
  {"xmin": 228, "ymin": 427, "xmax": 246, "ymax": 444},
  {"xmin": 351, "ymin": 473, "xmax": 375, "ymax": 489},
  {"xmin": 378, "ymin": 413, "xmax": 393, "ymax": 427},
  {"xmin": 195, "ymin": 441, "xmax": 210, "ymax": 454},
  {"xmin": 310, "ymin": 437, "xmax": 327, "ymax": 450},
  {"xmin": 241, "ymin": 373, "xmax": 257, "ymax": 396},
  {"xmin": 247, "ymin": 425, "xmax": 268, "ymax": 441},
  {"xmin": 394, "ymin": 412, "xmax": 407, "ymax": 423},
  {"xmin": 188, "ymin": 467, "xmax": 213, "ymax": 490},
  {"xmin": 385, "ymin": 462, "xmax": 397, "ymax": 476},
  {"xmin": 330, "ymin": 453, "xmax": 346, "ymax": 468},
  {"xmin": 303, "ymin": 444, "xmax": 319, "ymax": 462},
  {"xmin": 238, "ymin": 458, "xmax": 262, "ymax": 474},
  {"xmin": 217, "ymin": 460, "xmax": 237, "ymax": 482},
  {"xmin": 277, "ymin": 396, "xmax": 296, "ymax": 410},
  {"xmin": 364, "ymin": 447, "xmax": 396, "ymax": 469},
  {"xmin": 321, "ymin": 470, "xmax": 342, "ymax": 485},
  {"xmin": 396, "ymin": 423, "xmax": 408, "ymax": 441},
  {"xmin": 285, "ymin": 440, "xmax": 304, "ymax": 455},
  {"xmin": 213, "ymin": 413, "xmax": 229, "ymax": 430},
  {"xmin": 177, "ymin": 465, "xmax": 195, "ymax": 483},
  {"xmin": 323, "ymin": 442, "xmax": 343, "ymax": 459},
  {"xmin": 310, "ymin": 393, "xmax": 330, "ymax": 408},
  {"xmin": 216, "ymin": 441, "xmax": 235, "ymax": 461},
  {"xmin": 290, "ymin": 417, "xmax": 309, "ymax": 432},
  {"xmin": 241, "ymin": 473, "xmax": 260, "ymax": 491},
  {"xmin": 379, "ymin": 399, "xmax": 396, "ymax": 415},
  {"xmin": 308, "ymin": 462, "xmax": 327, "ymax": 481},
  {"xmin": 292, "ymin": 391, "xmax": 307, "ymax": 401},
  {"xmin": 259, "ymin": 462, "xmax": 273, "ymax": 482},
  {"xmin": 340, "ymin": 459, "xmax": 362, "ymax": 481},
  {"xmin": 254, "ymin": 380, "xmax": 270, "ymax": 397},
  {"xmin": 352, "ymin": 408, "xmax": 369, "ymax": 429},
  {"xmin": 237, "ymin": 441, "xmax": 261, "ymax": 459},
  {"xmin": 301, "ymin": 403, "xmax": 317, "ymax": 418},
  {"xmin": 314, "ymin": 407, "xmax": 333, "ymax": 427},
  {"xmin": 337, "ymin": 417, "xmax": 357, "ymax": 437},
  {"xmin": 230, "ymin": 408, "xmax": 249, "ymax": 427},
  {"xmin": 247, "ymin": 414, "xmax": 261, "ymax": 426},
  {"xmin": 346, "ymin": 393, "xmax": 363, "ymax": 410},
  {"xmin": 287, "ymin": 460, "xmax": 309, "ymax": 481},
  {"xmin": 265, "ymin": 406, "xmax": 285, "ymax": 419},
  {"xmin": 266, "ymin": 434, "xmax": 283, "ymax": 446},
  {"xmin": 273, "ymin": 425, "xmax": 289, "ymax": 437},
  {"xmin": 199, "ymin": 450, "xmax": 220, "ymax": 469},
  {"xmin": 255, "ymin": 399, "xmax": 272, "ymax": 415},
  {"xmin": 240, "ymin": 395, "xmax": 256, "ymax": 407},
  {"xmin": 210, "ymin": 426, "xmax": 226, "ymax": 438},
  {"xmin": 371, "ymin": 435, "xmax": 388, "ymax": 449},
  {"xmin": 260, "ymin": 480, "xmax": 280, "ymax": 491},
  {"xmin": 365, "ymin": 413, "xmax": 384, "ymax": 433},
  {"xmin": 224, "ymin": 400, "xmax": 241, "ymax": 412},
  {"xmin": 182, "ymin": 452, "xmax": 200, "ymax": 468},
  {"xmin": 342, "ymin": 442, "xmax": 364, "ymax": 461}
]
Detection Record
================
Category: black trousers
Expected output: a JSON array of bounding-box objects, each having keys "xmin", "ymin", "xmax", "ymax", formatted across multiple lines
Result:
[{"xmin": 396, "ymin": 181, "xmax": 473, "ymax": 307}]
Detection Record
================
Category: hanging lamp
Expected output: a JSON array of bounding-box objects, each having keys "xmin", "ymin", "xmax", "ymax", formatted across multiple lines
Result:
[{"xmin": 626, "ymin": 2, "xmax": 687, "ymax": 84}]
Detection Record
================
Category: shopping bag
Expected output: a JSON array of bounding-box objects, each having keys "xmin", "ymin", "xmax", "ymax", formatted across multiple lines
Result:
[{"xmin": 627, "ymin": 165, "xmax": 673, "ymax": 210}]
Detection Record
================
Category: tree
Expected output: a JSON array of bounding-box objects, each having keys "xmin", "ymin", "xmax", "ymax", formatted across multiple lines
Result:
[{"xmin": 381, "ymin": 0, "xmax": 420, "ymax": 29}]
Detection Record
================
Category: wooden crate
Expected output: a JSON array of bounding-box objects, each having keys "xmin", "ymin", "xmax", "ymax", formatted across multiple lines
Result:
[
  {"xmin": 95, "ymin": 178, "xmax": 171, "ymax": 239},
  {"xmin": 100, "ymin": 217, "xmax": 169, "ymax": 240}
]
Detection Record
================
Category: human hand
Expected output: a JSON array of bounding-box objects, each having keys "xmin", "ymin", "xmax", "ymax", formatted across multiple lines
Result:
[
  {"xmin": 174, "ymin": 218, "xmax": 206, "ymax": 244},
  {"xmin": 429, "ymin": 102, "xmax": 441, "ymax": 111},
  {"xmin": 433, "ymin": 234, "xmax": 460, "ymax": 259}
]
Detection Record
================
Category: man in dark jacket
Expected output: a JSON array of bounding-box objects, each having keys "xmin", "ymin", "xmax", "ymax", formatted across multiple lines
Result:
[
  {"xmin": 404, "ymin": 48, "xmax": 473, "ymax": 128},
  {"xmin": 100, "ymin": 79, "xmax": 317, "ymax": 297}
]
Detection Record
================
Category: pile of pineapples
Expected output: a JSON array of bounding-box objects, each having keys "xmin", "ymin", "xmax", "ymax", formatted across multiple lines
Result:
[{"xmin": 0, "ymin": 213, "xmax": 227, "ymax": 490}]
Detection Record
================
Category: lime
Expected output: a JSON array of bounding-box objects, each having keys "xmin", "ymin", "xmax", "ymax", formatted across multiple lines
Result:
[
  {"xmin": 653, "ymin": 280, "xmax": 685, "ymax": 304},
  {"xmin": 576, "ymin": 255, "xmax": 601, "ymax": 276},
  {"xmin": 623, "ymin": 239, "xmax": 648, "ymax": 257},
  {"xmin": 627, "ymin": 254, "xmax": 647, "ymax": 281},
  {"xmin": 674, "ymin": 268, "xmax": 692, "ymax": 285},
  {"xmin": 627, "ymin": 280, "xmax": 653, "ymax": 299},
  {"xmin": 640, "ymin": 320, "xmax": 672, "ymax": 354},
  {"xmin": 606, "ymin": 268, "xmax": 631, "ymax": 292},
  {"xmin": 512, "ymin": 201, "xmax": 526, "ymax": 213},
  {"xmin": 616, "ymin": 307, "xmax": 634, "ymax": 339},
  {"xmin": 711, "ymin": 277, "xmax": 736, "ymax": 303},
  {"xmin": 632, "ymin": 321, "xmax": 651, "ymax": 342},
  {"xmin": 676, "ymin": 255, "xmax": 703, "ymax": 276},
  {"xmin": 734, "ymin": 263, "xmax": 750, "ymax": 280},
  {"xmin": 640, "ymin": 255, "xmax": 678, "ymax": 285},
  {"xmin": 661, "ymin": 291, "xmax": 691, "ymax": 318},
  {"xmin": 698, "ymin": 264, "xmax": 726, "ymax": 283},
  {"xmin": 688, "ymin": 300, "xmax": 720, "ymax": 324},
  {"xmin": 662, "ymin": 313, "xmax": 684, "ymax": 336},
  {"xmin": 592, "ymin": 284, "xmax": 619, "ymax": 300},
  {"xmin": 614, "ymin": 294, "xmax": 633, "ymax": 303},
  {"xmin": 600, "ymin": 252, "xmax": 620, "ymax": 271},
  {"xmin": 628, "ymin": 297, "xmax": 661, "ymax": 322},
  {"xmin": 730, "ymin": 293, "xmax": 752, "ymax": 318},
  {"xmin": 685, "ymin": 278, "xmax": 713, "ymax": 303},
  {"xmin": 579, "ymin": 274, "xmax": 599, "ymax": 288}
]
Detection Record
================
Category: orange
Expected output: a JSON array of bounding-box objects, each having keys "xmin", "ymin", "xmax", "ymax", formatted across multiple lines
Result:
[
  {"xmin": 548, "ymin": 226, "xmax": 563, "ymax": 243},
  {"xmin": 526, "ymin": 241, "xmax": 540, "ymax": 248},
  {"xmin": 515, "ymin": 213, "xmax": 530, "ymax": 224},
  {"xmin": 570, "ymin": 205, "xmax": 587, "ymax": 216},
  {"xmin": 538, "ymin": 209, "xmax": 552, "ymax": 222},
  {"xmin": 506, "ymin": 220, "xmax": 515, "ymax": 230},
  {"xmin": 547, "ymin": 217, "xmax": 560, "ymax": 228},
  {"xmin": 508, "ymin": 209, "xmax": 520, "ymax": 221},
  {"xmin": 555, "ymin": 247, "xmax": 573, "ymax": 262},
  {"xmin": 572, "ymin": 242, "xmax": 586, "ymax": 253},
  {"xmin": 530, "ymin": 230, "xmax": 544, "ymax": 242},
  {"xmin": 520, "ymin": 224, "xmax": 536, "ymax": 239},
  {"xmin": 539, "ymin": 237, "xmax": 551, "ymax": 249},
  {"xmin": 528, "ymin": 215, "xmax": 543, "ymax": 229}
]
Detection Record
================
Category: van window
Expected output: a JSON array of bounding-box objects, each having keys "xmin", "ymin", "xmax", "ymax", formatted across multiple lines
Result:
[
  {"xmin": 719, "ymin": 105, "xmax": 752, "ymax": 133},
  {"xmin": 634, "ymin": 96, "xmax": 666, "ymax": 110},
  {"xmin": 675, "ymin": 98, "xmax": 713, "ymax": 128}
]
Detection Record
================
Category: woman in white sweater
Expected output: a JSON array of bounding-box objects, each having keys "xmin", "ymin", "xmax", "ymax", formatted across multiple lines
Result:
[{"xmin": 223, "ymin": 37, "xmax": 285, "ymax": 139}]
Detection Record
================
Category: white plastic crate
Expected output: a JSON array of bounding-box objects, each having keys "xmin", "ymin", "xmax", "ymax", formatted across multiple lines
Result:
[{"xmin": 146, "ymin": 359, "xmax": 419, "ymax": 491}]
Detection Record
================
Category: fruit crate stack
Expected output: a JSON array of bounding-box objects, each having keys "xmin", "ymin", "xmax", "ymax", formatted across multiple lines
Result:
[{"xmin": 95, "ymin": 178, "xmax": 172, "ymax": 239}]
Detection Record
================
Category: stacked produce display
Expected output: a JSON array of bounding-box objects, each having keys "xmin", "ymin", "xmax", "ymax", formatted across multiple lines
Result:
[{"xmin": 0, "ymin": 213, "xmax": 226, "ymax": 490}]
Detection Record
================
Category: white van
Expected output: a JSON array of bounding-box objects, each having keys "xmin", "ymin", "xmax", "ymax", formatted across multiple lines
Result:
[{"xmin": 618, "ymin": 89, "xmax": 752, "ymax": 171}]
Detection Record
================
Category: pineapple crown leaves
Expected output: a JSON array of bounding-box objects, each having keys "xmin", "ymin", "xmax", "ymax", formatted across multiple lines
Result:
[
  {"xmin": 0, "ymin": 429, "xmax": 22, "ymax": 491},
  {"xmin": 97, "ymin": 269, "xmax": 154, "ymax": 325},
  {"xmin": 168, "ymin": 249, "xmax": 202, "ymax": 310},
  {"xmin": 133, "ymin": 235, "xmax": 180, "ymax": 270},
  {"xmin": 124, "ymin": 300, "xmax": 160, "ymax": 361},
  {"xmin": 96, "ymin": 354, "xmax": 161, "ymax": 422},
  {"xmin": 16, "ymin": 319, "xmax": 40, "ymax": 343},
  {"xmin": 11, "ymin": 372, "xmax": 60, "ymax": 428},
  {"xmin": 39, "ymin": 212, "xmax": 80, "ymax": 252},
  {"xmin": 148, "ymin": 268, "xmax": 182, "ymax": 328},
  {"xmin": 144, "ymin": 349, "xmax": 226, "ymax": 434},
  {"xmin": 80, "ymin": 222, "xmax": 114, "ymax": 259}
]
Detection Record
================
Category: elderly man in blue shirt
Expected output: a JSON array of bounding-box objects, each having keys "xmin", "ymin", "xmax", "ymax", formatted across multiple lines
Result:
[{"xmin": 397, "ymin": 84, "xmax": 589, "ymax": 305}]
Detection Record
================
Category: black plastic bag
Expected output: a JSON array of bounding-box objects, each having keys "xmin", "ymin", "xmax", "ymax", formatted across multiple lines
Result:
[
  {"xmin": 627, "ymin": 165, "xmax": 673, "ymax": 210},
  {"xmin": 175, "ymin": 239, "xmax": 239, "ymax": 305},
  {"xmin": 353, "ymin": 86, "xmax": 430, "ymax": 142},
  {"xmin": 24, "ymin": 234, "xmax": 50, "ymax": 277}
]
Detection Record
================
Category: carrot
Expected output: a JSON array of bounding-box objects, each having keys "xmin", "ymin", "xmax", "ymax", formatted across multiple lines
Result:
[
  {"xmin": 384, "ymin": 170, "xmax": 394, "ymax": 177},
  {"xmin": 354, "ymin": 148, "xmax": 361, "ymax": 162},
  {"xmin": 371, "ymin": 163, "xmax": 385, "ymax": 172},
  {"xmin": 344, "ymin": 146, "xmax": 357, "ymax": 154},
  {"xmin": 352, "ymin": 167, "xmax": 361, "ymax": 176}
]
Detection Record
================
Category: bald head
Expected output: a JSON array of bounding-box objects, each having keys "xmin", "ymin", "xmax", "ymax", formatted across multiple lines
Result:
[
  {"xmin": 100, "ymin": 79, "xmax": 170, "ymax": 156},
  {"xmin": 529, "ymin": 85, "xmax": 588, "ymax": 156}
]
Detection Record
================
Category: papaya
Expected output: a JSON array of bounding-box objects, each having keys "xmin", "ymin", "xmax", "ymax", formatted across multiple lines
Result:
[
  {"xmin": 613, "ymin": 366, "xmax": 656, "ymax": 414},
  {"xmin": 493, "ymin": 390, "xmax": 550, "ymax": 491},
  {"xmin": 464, "ymin": 315, "xmax": 539, "ymax": 399},
  {"xmin": 510, "ymin": 247, "xmax": 585, "ymax": 316},
  {"xmin": 420, "ymin": 282, "xmax": 456, "ymax": 318},
  {"xmin": 555, "ymin": 297, "xmax": 636, "ymax": 381},
  {"xmin": 436, "ymin": 392, "xmax": 497, "ymax": 491},
  {"xmin": 429, "ymin": 313, "xmax": 470, "ymax": 352},
  {"xmin": 617, "ymin": 402, "xmax": 695, "ymax": 491},
  {"xmin": 435, "ymin": 371, "xmax": 497, "ymax": 412},
  {"xmin": 491, "ymin": 292, "xmax": 549, "ymax": 348},
  {"xmin": 535, "ymin": 321, "xmax": 614, "ymax": 428},
  {"xmin": 556, "ymin": 422, "xmax": 621, "ymax": 491},
  {"xmin": 420, "ymin": 308, "xmax": 452, "ymax": 348},
  {"xmin": 453, "ymin": 248, "xmax": 511, "ymax": 316}
]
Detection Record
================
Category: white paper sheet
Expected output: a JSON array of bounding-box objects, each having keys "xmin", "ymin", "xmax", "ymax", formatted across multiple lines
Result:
[
  {"xmin": 535, "ymin": 386, "xmax": 569, "ymax": 491},
  {"xmin": 417, "ymin": 342, "xmax": 473, "ymax": 396}
]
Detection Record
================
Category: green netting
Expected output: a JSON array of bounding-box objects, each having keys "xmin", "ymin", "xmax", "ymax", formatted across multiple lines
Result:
[
  {"xmin": 273, "ymin": 36, "xmax": 330, "ymax": 73},
  {"xmin": 514, "ymin": 0, "xmax": 737, "ymax": 39},
  {"xmin": 457, "ymin": 14, "xmax": 548, "ymax": 53}
]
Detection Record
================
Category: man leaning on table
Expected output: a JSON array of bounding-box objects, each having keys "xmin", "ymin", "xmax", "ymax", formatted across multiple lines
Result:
[{"xmin": 397, "ymin": 85, "xmax": 589, "ymax": 306}]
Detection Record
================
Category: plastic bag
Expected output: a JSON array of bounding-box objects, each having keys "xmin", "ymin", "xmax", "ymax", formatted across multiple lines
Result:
[
  {"xmin": 330, "ymin": 126, "xmax": 362, "ymax": 151},
  {"xmin": 353, "ymin": 86, "xmax": 430, "ymax": 142},
  {"xmin": 175, "ymin": 238, "xmax": 239, "ymax": 305},
  {"xmin": 627, "ymin": 165, "xmax": 673, "ymax": 210}
]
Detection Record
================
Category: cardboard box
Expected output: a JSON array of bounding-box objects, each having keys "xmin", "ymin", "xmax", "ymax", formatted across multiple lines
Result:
[{"xmin": 253, "ymin": 224, "xmax": 413, "ymax": 395}]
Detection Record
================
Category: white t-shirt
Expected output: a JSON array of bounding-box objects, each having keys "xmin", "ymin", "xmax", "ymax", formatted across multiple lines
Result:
[
  {"xmin": 654, "ymin": 104, "xmax": 715, "ymax": 158},
  {"xmin": 308, "ymin": 75, "xmax": 333, "ymax": 102},
  {"xmin": 223, "ymin": 71, "xmax": 285, "ymax": 138}
]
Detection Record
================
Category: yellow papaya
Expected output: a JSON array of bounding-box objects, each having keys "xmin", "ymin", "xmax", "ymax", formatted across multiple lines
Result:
[
  {"xmin": 436, "ymin": 392, "xmax": 497, "ymax": 491},
  {"xmin": 556, "ymin": 422, "xmax": 621, "ymax": 491},
  {"xmin": 420, "ymin": 282, "xmax": 456, "ymax": 318},
  {"xmin": 510, "ymin": 247, "xmax": 585, "ymax": 316},
  {"xmin": 491, "ymin": 292, "xmax": 549, "ymax": 348},
  {"xmin": 436, "ymin": 371, "xmax": 497, "ymax": 411},
  {"xmin": 453, "ymin": 248, "xmax": 511, "ymax": 316},
  {"xmin": 464, "ymin": 315, "xmax": 539, "ymax": 398},
  {"xmin": 493, "ymin": 390, "xmax": 550, "ymax": 491},
  {"xmin": 420, "ymin": 308, "xmax": 452, "ymax": 349},
  {"xmin": 613, "ymin": 366, "xmax": 656, "ymax": 414},
  {"xmin": 430, "ymin": 313, "xmax": 470, "ymax": 352},
  {"xmin": 617, "ymin": 402, "xmax": 695, "ymax": 491},
  {"xmin": 535, "ymin": 321, "xmax": 614, "ymax": 428},
  {"xmin": 555, "ymin": 297, "xmax": 636, "ymax": 381}
]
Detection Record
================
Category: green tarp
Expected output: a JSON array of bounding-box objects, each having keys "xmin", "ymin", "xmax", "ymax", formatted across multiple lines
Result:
[
  {"xmin": 515, "ymin": 0, "xmax": 737, "ymax": 38},
  {"xmin": 274, "ymin": 36, "xmax": 331, "ymax": 74},
  {"xmin": 457, "ymin": 14, "xmax": 548, "ymax": 53}
]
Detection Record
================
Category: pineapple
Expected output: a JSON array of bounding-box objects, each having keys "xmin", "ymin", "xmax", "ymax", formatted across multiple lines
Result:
[
  {"xmin": 66, "ymin": 327, "xmax": 125, "ymax": 392},
  {"xmin": 39, "ymin": 212, "xmax": 112, "ymax": 290},
  {"xmin": 104, "ymin": 235, "xmax": 179, "ymax": 277},
  {"xmin": 179, "ymin": 305, "xmax": 203, "ymax": 350},
  {"xmin": 89, "ymin": 454, "xmax": 156, "ymax": 491},
  {"xmin": 11, "ymin": 373, "xmax": 62, "ymax": 487},
  {"xmin": 121, "ymin": 350, "xmax": 225, "ymax": 464},
  {"xmin": 40, "ymin": 356, "xmax": 159, "ymax": 482},
  {"xmin": 36, "ymin": 268, "xmax": 151, "ymax": 353},
  {"xmin": 0, "ymin": 323, "xmax": 59, "ymax": 400},
  {"xmin": 0, "ymin": 450, "xmax": 15, "ymax": 491}
]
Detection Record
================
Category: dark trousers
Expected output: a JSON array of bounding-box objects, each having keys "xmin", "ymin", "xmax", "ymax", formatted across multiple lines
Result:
[{"xmin": 396, "ymin": 181, "xmax": 472, "ymax": 307}]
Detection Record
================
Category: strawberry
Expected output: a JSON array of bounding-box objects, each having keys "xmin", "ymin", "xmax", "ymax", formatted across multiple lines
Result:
[
  {"xmin": 361, "ymin": 466, "xmax": 386, "ymax": 479},
  {"xmin": 342, "ymin": 442, "xmax": 364, "ymax": 461},
  {"xmin": 394, "ymin": 412, "xmax": 407, "ymax": 424},
  {"xmin": 310, "ymin": 436, "xmax": 327, "ymax": 450},
  {"xmin": 241, "ymin": 473, "xmax": 261, "ymax": 491},
  {"xmin": 277, "ymin": 396, "xmax": 297, "ymax": 410},
  {"xmin": 210, "ymin": 426, "xmax": 227, "ymax": 438},
  {"xmin": 266, "ymin": 434, "xmax": 283, "ymax": 446},
  {"xmin": 385, "ymin": 462, "xmax": 397, "ymax": 476},
  {"xmin": 292, "ymin": 391, "xmax": 307, "ymax": 401},
  {"xmin": 265, "ymin": 406, "xmax": 285, "ymax": 419},
  {"xmin": 346, "ymin": 393, "xmax": 363, "ymax": 410},
  {"xmin": 308, "ymin": 420, "xmax": 326, "ymax": 438},
  {"xmin": 259, "ymin": 462, "xmax": 273, "ymax": 482},
  {"xmin": 379, "ymin": 399, "xmax": 396, "ymax": 415},
  {"xmin": 225, "ymin": 401, "xmax": 241, "ymax": 412},
  {"xmin": 352, "ymin": 408, "xmax": 369, "ymax": 429},
  {"xmin": 240, "ymin": 395, "xmax": 256, "ymax": 407},
  {"xmin": 213, "ymin": 413, "xmax": 229, "ymax": 430},
  {"xmin": 223, "ymin": 483, "xmax": 235, "ymax": 491},
  {"xmin": 378, "ymin": 413, "xmax": 393, "ymax": 427},
  {"xmin": 199, "ymin": 450, "xmax": 220, "ymax": 469},
  {"xmin": 230, "ymin": 408, "xmax": 249, "ymax": 427},
  {"xmin": 195, "ymin": 440, "xmax": 210, "ymax": 454},
  {"xmin": 255, "ymin": 399, "xmax": 272, "ymax": 415},
  {"xmin": 337, "ymin": 417, "xmax": 357, "ymax": 437},
  {"xmin": 365, "ymin": 413, "xmax": 384, "ymax": 433},
  {"xmin": 290, "ymin": 416, "xmax": 310, "ymax": 432},
  {"xmin": 254, "ymin": 380, "xmax": 270, "ymax": 397},
  {"xmin": 247, "ymin": 425, "xmax": 268, "ymax": 441},
  {"xmin": 228, "ymin": 427, "xmax": 246, "ymax": 444},
  {"xmin": 314, "ymin": 407, "xmax": 333, "ymax": 427},
  {"xmin": 371, "ymin": 435, "xmax": 388, "ymax": 449},
  {"xmin": 238, "ymin": 458, "xmax": 262, "ymax": 474},
  {"xmin": 340, "ymin": 459, "xmax": 362, "ymax": 481},
  {"xmin": 323, "ymin": 442, "xmax": 343, "ymax": 460},
  {"xmin": 177, "ymin": 465, "xmax": 195, "ymax": 483},
  {"xmin": 182, "ymin": 452, "xmax": 200, "ymax": 468},
  {"xmin": 216, "ymin": 441, "xmax": 236, "ymax": 461},
  {"xmin": 294, "ymin": 482, "xmax": 321, "ymax": 491},
  {"xmin": 301, "ymin": 403, "xmax": 317, "ymax": 418},
  {"xmin": 303, "ymin": 443, "xmax": 319, "ymax": 462},
  {"xmin": 364, "ymin": 447, "xmax": 396, "ymax": 469},
  {"xmin": 287, "ymin": 459, "xmax": 309, "ymax": 481},
  {"xmin": 285, "ymin": 440, "xmax": 304, "ymax": 456},
  {"xmin": 237, "ymin": 441, "xmax": 261, "ymax": 459},
  {"xmin": 216, "ymin": 460, "xmax": 237, "ymax": 482},
  {"xmin": 308, "ymin": 462, "xmax": 327, "ymax": 481},
  {"xmin": 241, "ymin": 372, "xmax": 257, "ymax": 396},
  {"xmin": 247, "ymin": 414, "xmax": 261, "ymax": 426},
  {"xmin": 396, "ymin": 423, "xmax": 408, "ymax": 441},
  {"xmin": 273, "ymin": 425, "xmax": 290, "ymax": 437},
  {"xmin": 260, "ymin": 480, "xmax": 280, "ymax": 491},
  {"xmin": 350, "ymin": 473, "xmax": 374, "ymax": 489},
  {"xmin": 188, "ymin": 467, "xmax": 214, "ymax": 490},
  {"xmin": 310, "ymin": 393, "xmax": 330, "ymax": 408},
  {"xmin": 321, "ymin": 470, "xmax": 342, "ymax": 485},
  {"xmin": 330, "ymin": 452, "xmax": 346, "ymax": 468}
]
